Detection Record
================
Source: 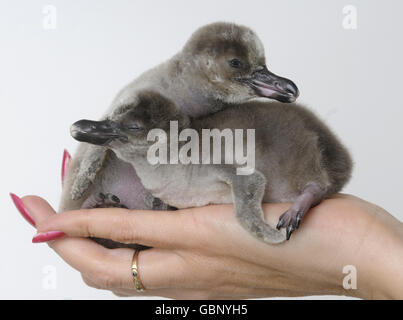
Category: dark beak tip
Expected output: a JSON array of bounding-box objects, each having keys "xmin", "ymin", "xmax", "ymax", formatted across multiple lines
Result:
[
  {"xmin": 249, "ymin": 68, "xmax": 299, "ymax": 103},
  {"xmin": 70, "ymin": 123, "xmax": 79, "ymax": 133},
  {"xmin": 287, "ymin": 82, "xmax": 299, "ymax": 98},
  {"xmin": 70, "ymin": 124, "xmax": 82, "ymax": 140},
  {"xmin": 282, "ymin": 78, "xmax": 299, "ymax": 98}
]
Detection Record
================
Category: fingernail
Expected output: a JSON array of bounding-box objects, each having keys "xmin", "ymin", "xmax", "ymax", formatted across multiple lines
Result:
[
  {"xmin": 10, "ymin": 193, "xmax": 36, "ymax": 227},
  {"xmin": 32, "ymin": 231, "xmax": 66, "ymax": 243},
  {"xmin": 62, "ymin": 149, "xmax": 71, "ymax": 186}
]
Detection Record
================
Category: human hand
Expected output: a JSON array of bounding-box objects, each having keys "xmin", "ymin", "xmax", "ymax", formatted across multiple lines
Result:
[{"xmin": 13, "ymin": 191, "xmax": 403, "ymax": 300}]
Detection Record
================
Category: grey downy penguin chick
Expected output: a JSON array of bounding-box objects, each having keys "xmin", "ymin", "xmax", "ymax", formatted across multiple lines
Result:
[
  {"xmin": 60, "ymin": 22, "xmax": 299, "ymax": 247},
  {"xmin": 71, "ymin": 91, "xmax": 352, "ymax": 243}
]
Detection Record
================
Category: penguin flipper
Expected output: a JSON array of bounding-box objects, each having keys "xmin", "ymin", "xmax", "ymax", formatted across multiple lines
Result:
[{"xmin": 71, "ymin": 144, "xmax": 107, "ymax": 200}]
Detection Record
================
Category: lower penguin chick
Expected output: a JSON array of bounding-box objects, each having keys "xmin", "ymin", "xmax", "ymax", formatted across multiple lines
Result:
[{"xmin": 71, "ymin": 91, "xmax": 353, "ymax": 244}]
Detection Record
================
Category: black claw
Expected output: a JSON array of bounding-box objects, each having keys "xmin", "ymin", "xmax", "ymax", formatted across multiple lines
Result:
[
  {"xmin": 296, "ymin": 210, "xmax": 305, "ymax": 228},
  {"xmin": 93, "ymin": 192, "xmax": 128, "ymax": 209},
  {"xmin": 152, "ymin": 197, "xmax": 164, "ymax": 209},
  {"xmin": 111, "ymin": 194, "xmax": 120, "ymax": 203},
  {"xmin": 276, "ymin": 214, "xmax": 284, "ymax": 230},
  {"xmin": 286, "ymin": 229, "xmax": 291, "ymax": 240},
  {"xmin": 296, "ymin": 216, "xmax": 302, "ymax": 229},
  {"xmin": 286, "ymin": 225, "xmax": 296, "ymax": 240}
]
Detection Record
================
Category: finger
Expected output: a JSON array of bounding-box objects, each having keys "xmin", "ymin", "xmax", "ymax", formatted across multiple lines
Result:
[
  {"xmin": 21, "ymin": 195, "xmax": 58, "ymax": 226},
  {"xmin": 22, "ymin": 196, "xmax": 133, "ymax": 285},
  {"xmin": 62, "ymin": 149, "xmax": 72, "ymax": 186},
  {"xmin": 10, "ymin": 193, "xmax": 37, "ymax": 227},
  {"xmin": 81, "ymin": 249, "xmax": 193, "ymax": 294},
  {"xmin": 50, "ymin": 240, "xmax": 189, "ymax": 291},
  {"xmin": 21, "ymin": 196, "xmax": 66, "ymax": 241},
  {"xmin": 35, "ymin": 206, "xmax": 200, "ymax": 249},
  {"xmin": 24, "ymin": 197, "xmax": 193, "ymax": 291},
  {"xmin": 54, "ymin": 245, "xmax": 189, "ymax": 291}
]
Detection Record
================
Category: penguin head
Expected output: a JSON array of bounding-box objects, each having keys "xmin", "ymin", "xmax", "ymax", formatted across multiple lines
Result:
[
  {"xmin": 71, "ymin": 91, "xmax": 189, "ymax": 155},
  {"xmin": 182, "ymin": 22, "xmax": 299, "ymax": 104}
]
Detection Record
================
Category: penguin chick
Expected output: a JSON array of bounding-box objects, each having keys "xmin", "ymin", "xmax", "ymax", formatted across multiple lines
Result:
[
  {"xmin": 71, "ymin": 91, "xmax": 352, "ymax": 243},
  {"xmin": 60, "ymin": 22, "xmax": 299, "ymax": 219}
]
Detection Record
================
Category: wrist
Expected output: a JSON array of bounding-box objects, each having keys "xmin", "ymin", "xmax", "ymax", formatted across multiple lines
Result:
[
  {"xmin": 355, "ymin": 219, "xmax": 403, "ymax": 299},
  {"xmin": 370, "ymin": 229, "xmax": 403, "ymax": 299},
  {"xmin": 323, "ymin": 198, "xmax": 403, "ymax": 300}
]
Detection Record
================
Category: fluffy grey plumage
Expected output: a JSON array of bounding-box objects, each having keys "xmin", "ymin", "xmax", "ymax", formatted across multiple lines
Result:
[
  {"xmin": 71, "ymin": 91, "xmax": 352, "ymax": 244},
  {"xmin": 60, "ymin": 23, "xmax": 298, "ymax": 220}
]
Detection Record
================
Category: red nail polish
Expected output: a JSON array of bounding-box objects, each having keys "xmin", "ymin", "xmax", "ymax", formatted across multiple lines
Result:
[
  {"xmin": 32, "ymin": 231, "xmax": 66, "ymax": 243},
  {"xmin": 62, "ymin": 149, "xmax": 71, "ymax": 186},
  {"xmin": 10, "ymin": 193, "xmax": 36, "ymax": 227}
]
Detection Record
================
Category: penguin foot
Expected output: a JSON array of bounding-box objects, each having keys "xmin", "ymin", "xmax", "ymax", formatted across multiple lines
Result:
[
  {"xmin": 276, "ymin": 207, "xmax": 306, "ymax": 240},
  {"xmin": 276, "ymin": 182, "xmax": 326, "ymax": 240},
  {"xmin": 93, "ymin": 193, "xmax": 128, "ymax": 209}
]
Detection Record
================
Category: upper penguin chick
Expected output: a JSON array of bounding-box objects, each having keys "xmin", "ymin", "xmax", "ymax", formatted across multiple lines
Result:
[
  {"xmin": 112, "ymin": 22, "xmax": 299, "ymax": 119},
  {"xmin": 180, "ymin": 22, "xmax": 299, "ymax": 106}
]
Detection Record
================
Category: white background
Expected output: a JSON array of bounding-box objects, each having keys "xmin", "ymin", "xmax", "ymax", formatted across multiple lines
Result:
[{"xmin": 0, "ymin": 0, "xmax": 402, "ymax": 299}]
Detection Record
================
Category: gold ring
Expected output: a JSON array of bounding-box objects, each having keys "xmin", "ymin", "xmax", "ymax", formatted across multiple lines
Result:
[{"xmin": 131, "ymin": 249, "xmax": 145, "ymax": 292}]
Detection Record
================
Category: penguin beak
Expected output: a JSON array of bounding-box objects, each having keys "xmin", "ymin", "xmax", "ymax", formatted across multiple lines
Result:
[
  {"xmin": 243, "ymin": 67, "xmax": 299, "ymax": 103},
  {"xmin": 70, "ymin": 119, "xmax": 128, "ymax": 146}
]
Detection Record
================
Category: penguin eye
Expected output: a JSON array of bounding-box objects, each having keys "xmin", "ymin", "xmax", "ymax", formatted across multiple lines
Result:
[
  {"xmin": 125, "ymin": 121, "xmax": 144, "ymax": 132},
  {"xmin": 128, "ymin": 126, "xmax": 140, "ymax": 131},
  {"xmin": 228, "ymin": 59, "xmax": 243, "ymax": 69}
]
